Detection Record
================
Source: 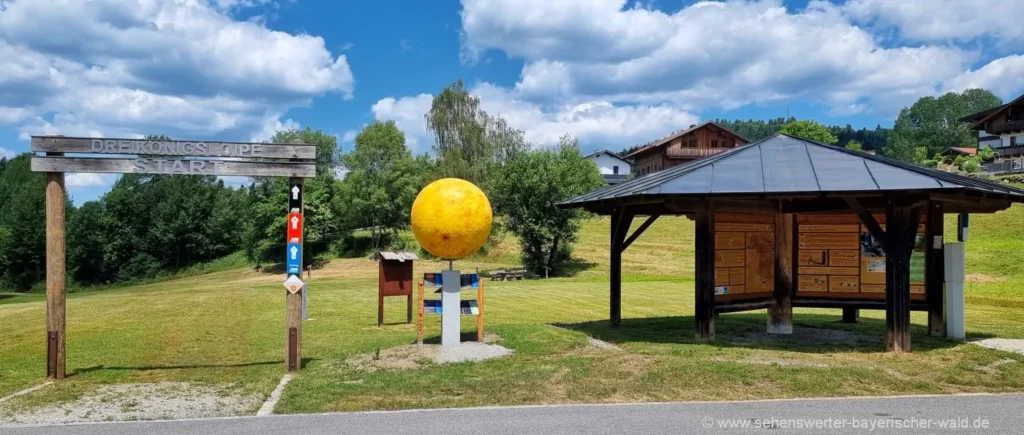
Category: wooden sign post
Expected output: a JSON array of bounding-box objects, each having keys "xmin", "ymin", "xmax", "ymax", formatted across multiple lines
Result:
[
  {"xmin": 285, "ymin": 177, "xmax": 304, "ymax": 372},
  {"xmin": 45, "ymin": 153, "xmax": 66, "ymax": 379},
  {"xmin": 30, "ymin": 135, "xmax": 316, "ymax": 379}
]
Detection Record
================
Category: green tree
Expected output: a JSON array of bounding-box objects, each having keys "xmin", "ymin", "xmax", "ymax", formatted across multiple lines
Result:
[
  {"xmin": 845, "ymin": 140, "xmax": 864, "ymax": 151},
  {"xmin": 886, "ymin": 89, "xmax": 1002, "ymax": 160},
  {"xmin": 67, "ymin": 201, "xmax": 109, "ymax": 284},
  {"xmin": 339, "ymin": 121, "xmax": 424, "ymax": 248},
  {"xmin": 425, "ymin": 79, "xmax": 527, "ymax": 186},
  {"xmin": 242, "ymin": 128, "xmax": 343, "ymax": 265},
  {"xmin": 0, "ymin": 154, "xmax": 51, "ymax": 290},
  {"xmin": 779, "ymin": 120, "xmax": 839, "ymax": 144},
  {"xmin": 490, "ymin": 135, "xmax": 605, "ymax": 275}
]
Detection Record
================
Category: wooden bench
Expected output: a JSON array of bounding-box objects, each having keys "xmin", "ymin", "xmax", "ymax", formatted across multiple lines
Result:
[{"xmin": 487, "ymin": 269, "xmax": 527, "ymax": 281}]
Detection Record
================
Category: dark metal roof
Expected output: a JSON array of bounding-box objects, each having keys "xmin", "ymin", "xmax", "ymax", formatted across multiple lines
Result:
[
  {"xmin": 560, "ymin": 134, "xmax": 1024, "ymax": 208},
  {"xmin": 585, "ymin": 149, "xmax": 633, "ymax": 165},
  {"xmin": 958, "ymin": 93, "xmax": 1024, "ymax": 128}
]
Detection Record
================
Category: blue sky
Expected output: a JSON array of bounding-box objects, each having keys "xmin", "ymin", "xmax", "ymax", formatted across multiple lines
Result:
[{"xmin": 2, "ymin": 0, "xmax": 1023, "ymax": 204}]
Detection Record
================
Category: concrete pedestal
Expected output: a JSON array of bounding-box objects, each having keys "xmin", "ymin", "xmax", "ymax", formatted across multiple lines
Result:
[{"xmin": 441, "ymin": 270, "xmax": 462, "ymax": 347}]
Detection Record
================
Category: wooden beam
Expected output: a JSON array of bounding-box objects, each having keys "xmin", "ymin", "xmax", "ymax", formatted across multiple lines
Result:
[
  {"xmin": 31, "ymin": 157, "xmax": 316, "ymax": 178},
  {"xmin": 885, "ymin": 201, "xmax": 914, "ymax": 353},
  {"xmin": 846, "ymin": 197, "xmax": 888, "ymax": 253},
  {"xmin": 31, "ymin": 136, "xmax": 317, "ymax": 159},
  {"xmin": 45, "ymin": 166, "xmax": 66, "ymax": 379},
  {"xmin": 609, "ymin": 209, "xmax": 633, "ymax": 326},
  {"xmin": 694, "ymin": 201, "xmax": 716, "ymax": 342},
  {"xmin": 842, "ymin": 308, "xmax": 859, "ymax": 323},
  {"xmin": 621, "ymin": 214, "xmax": 659, "ymax": 252},
  {"xmin": 925, "ymin": 201, "xmax": 946, "ymax": 337},
  {"xmin": 768, "ymin": 213, "xmax": 794, "ymax": 334}
]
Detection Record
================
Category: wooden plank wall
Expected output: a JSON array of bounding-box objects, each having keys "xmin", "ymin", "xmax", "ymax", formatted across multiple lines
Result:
[
  {"xmin": 714, "ymin": 213, "xmax": 775, "ymax": 302},
  {"xmin": 796, "ymin": 214, "xmax": 927, "ymax": 300}
]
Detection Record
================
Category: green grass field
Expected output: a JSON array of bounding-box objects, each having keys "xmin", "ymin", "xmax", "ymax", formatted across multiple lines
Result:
[{"xmin": 2, "ymin": 208, "xmax": 1024, "ymax": 416}]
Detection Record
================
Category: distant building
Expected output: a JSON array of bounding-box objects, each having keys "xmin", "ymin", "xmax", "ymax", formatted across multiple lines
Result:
[
  {"xmin": 938, "ymin": 147, "xmax": 978, "ymax": 158},
  {"xmin": 585, "ymin": 150, "xmax": 633, "ymax": 185},
  {"xmin": 624, "ymin": 121, "xmax": 749, "ymax": 176},
  {"xmin": 959, "ymin": 94, "xmax": 1024, "ymax": 170}
]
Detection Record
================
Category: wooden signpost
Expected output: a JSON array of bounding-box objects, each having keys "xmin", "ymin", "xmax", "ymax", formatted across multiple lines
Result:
[{"xmin": 30, "ymin": 135, "xmax": 317, "ymax": 378}]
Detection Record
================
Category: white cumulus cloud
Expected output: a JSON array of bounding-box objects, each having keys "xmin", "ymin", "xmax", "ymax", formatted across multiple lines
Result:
[
  {"xmin": 0, "ymin": 0, "xmax": 353, "ymax": 141},
  {"xmin": 66, "ymin": 173, "xmax": 117, "ymax": 188},
  {"xmin": 458, "ymin": 0, "xmax": 1022, "ymax": 117},
  {"xmin": 371, "ymin": 83, "xmax": 699, "ymax": 153}
]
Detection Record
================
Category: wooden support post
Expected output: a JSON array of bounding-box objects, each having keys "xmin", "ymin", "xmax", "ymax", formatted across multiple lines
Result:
[
  {"xmin": 417, "ymin": 279, "xmax": 425, "ymax": 345},
  {"xmin": 926, "ymin": 201, "xmax": 946, "ymax": 337},
  {"xmin": 285, "ymin": 177, "xmax": 303, "ymax": 372},
  {"xmin": 45, "ymin": 164, "xmax": 66, "ymax": 379},
  {"xmin": 406, "ymin": 291, "xmax": 413, "ymax": 324},
  {"xmin": 477, "ymin": 280, "xmax": 485, "ymax": 343},
  {"xmin": 842, "ymin": 308, "xmax": 859, "ymax": 323},
  {"xmin": 377, "ymin": 292, "xmax": 385, "ymax": 327},
  {"xmin": 609, "ymin": 209, "xmax": 632, "ymax": 327},
  {"xmin": 694, "ymin": 202, "xmax": 716, "ymax": 342},
  {"xmin": 885, "ymin": 201, "xmax": 918, "ymax": 353},
  {"xmin": 768, "ymin": 213, "xmax": 794, "ymax": 334}
]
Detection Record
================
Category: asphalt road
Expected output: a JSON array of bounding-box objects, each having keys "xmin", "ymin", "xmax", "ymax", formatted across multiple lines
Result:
[{"xmin": 4, "ymin": 394, "xmax": 1021, "ymax": 435}]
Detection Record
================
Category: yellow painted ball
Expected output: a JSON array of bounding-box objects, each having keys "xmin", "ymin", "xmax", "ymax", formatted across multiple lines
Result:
[{"xmin": 411, "ymin": 178, "xmax": 493, "ymax": 260}]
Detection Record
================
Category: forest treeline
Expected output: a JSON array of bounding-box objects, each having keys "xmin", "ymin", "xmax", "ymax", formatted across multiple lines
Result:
[{"xmin": 0, "ymin": 80, "xmax": 604, "ymax": 291}]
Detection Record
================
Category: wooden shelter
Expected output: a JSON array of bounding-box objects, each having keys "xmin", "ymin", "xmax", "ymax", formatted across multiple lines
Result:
[
  {"xmin": 370, "ymin": 251, "xmax": 418, "ymax": 326},
  {"xmin": 559, "ymin": 134, "xmax": 1024, "ymax": 352}
]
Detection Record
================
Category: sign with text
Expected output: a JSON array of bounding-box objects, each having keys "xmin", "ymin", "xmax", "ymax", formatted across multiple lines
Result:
[
  {"xmin": 287, "ymin": 213, "xmax": 303, "ymax": 243},
  {"xmin": 29, "ymin": 136, "xmax": 317, "ymax": 178},
  {"xmin": 422, "ymin": 300, "xmax": 479, "ymax": 315},
  {"xmin": 286, "ymin": 243, "xmax": 302, "ymax": 276},
  {"xmin": 422, "ymin": 273, "xmax": 479, "ymax": 288}
]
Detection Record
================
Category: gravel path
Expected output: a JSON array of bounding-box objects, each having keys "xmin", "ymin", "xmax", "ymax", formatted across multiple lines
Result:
[{"xmin": 0, "ymin": 382, "xmax": 261, "ymax": 426}]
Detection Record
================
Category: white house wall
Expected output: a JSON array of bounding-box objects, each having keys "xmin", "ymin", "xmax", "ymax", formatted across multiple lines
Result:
[{"xmin": 588, "ymin": 153, "xmax": 631, "ymax": 175}]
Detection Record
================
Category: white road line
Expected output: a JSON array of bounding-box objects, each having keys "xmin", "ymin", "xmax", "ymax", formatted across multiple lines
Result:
[
  {"xmin": 0, "ymin": 382, "xmax": 53, "ymax": 404},
  {"xmin": 256, "ymin": 374, "xmax": 293, "ymax": 416}
]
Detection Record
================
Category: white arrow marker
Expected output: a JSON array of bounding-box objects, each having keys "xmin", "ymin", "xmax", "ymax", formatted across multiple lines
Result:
[
  {"xmin": 291, "ymin": 186, "xmax": 300, "ymax": 200},
  {"xmin": 290, "ymin": 246, "xmax": 299, "ymax": 260},
  {"xmin": 291, "ymin": 216, "xmax": 299, "ymax": 230}
]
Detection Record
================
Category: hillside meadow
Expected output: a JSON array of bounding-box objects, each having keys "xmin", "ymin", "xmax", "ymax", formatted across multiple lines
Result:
[{"xmin": 1, "ymin": 206, "xmax": 1023, "ymax": 416}]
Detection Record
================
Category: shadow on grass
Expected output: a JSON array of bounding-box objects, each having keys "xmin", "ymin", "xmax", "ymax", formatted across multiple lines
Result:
[
  {"xmin": 68, "ymin": 358, "xmax": 317, "ymax": 377},
  {"xmin": 555, "ymin": 313, "xmax": 988, "ymax": 354}
]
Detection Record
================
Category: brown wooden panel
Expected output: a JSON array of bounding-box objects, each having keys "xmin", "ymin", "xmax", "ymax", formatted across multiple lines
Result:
[
  {"xmin": 801, "ymin": 266, "xmax": 859, "ymax": 276},
  {"xmin": 723, "ymin": 285, "xmax": 745, "ymax": 294},
  {"xmin": 799, "ymin": 214, "xmax": 885, "ymax": 224},
  {"xmin": 799, "ymin": 275, "xmax": 828, "ymax": 291},
  {"xmin": 745, "ymin": 232, "xmax": 774, "ymax": 293},
  {"xmin": 829, "ymin": 276, "xmax": 860, "ymax": 292},
  {"xmin": 717, "ymin": 222, "xmax": 774, "ymax": 232},
  {"xmin": 716, "ymin": 291, "xmax": 771, "ymax": 302},
  {"xmin": 715, "ymin": 250, "xmax": 745, "ymax": 268},
  {"xmin": 861, "ymin": 284, "xmax": 886, "ymax": 293},
  {"xmin": 716, "ymin": 213, "xmax": 775, "ymax": 224},
  {"xmin": 798, "ymin": 233, "xmax": 859, "ymax": 249},
  {"xmin": 715, "ymin": 232, "xmax": 746, "ymax": 250},
  {"xmin": 30, "ymin": 157, "xmax": 316, "ymax": 178},
  {"xmin": 799, "ymin": 224, "xmax": 860, "ymax": 233},
  {"xmin": 910, "ymin": 285, "xmax": 925, "ymax": 294},
  {"xmin": 798, "ymin": 249, "xmax": 828, "ymax": 266},
  {"xmin": 729, "ymin": 267, "xmax": 746, "ymax": 285},
  {"xmin": 715, "ymin": 268, "xmax": 730, "ymax": 286},
  {"xmin": 829, "ymin": 250, "xmax": 859, "ymax": 267},
  {"xmin": 861, "ymin": 257, "xmax": 886, "ymax": 284},
  {"xmin": 31, "ymin": 136, "xmax": 317, "ymax": 159}
]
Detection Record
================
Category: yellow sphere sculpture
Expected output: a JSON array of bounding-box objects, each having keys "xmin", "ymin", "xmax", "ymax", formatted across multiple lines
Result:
[{"xmin": 411, "ymin": 178, "xmax": 493, "ymax": 260}]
